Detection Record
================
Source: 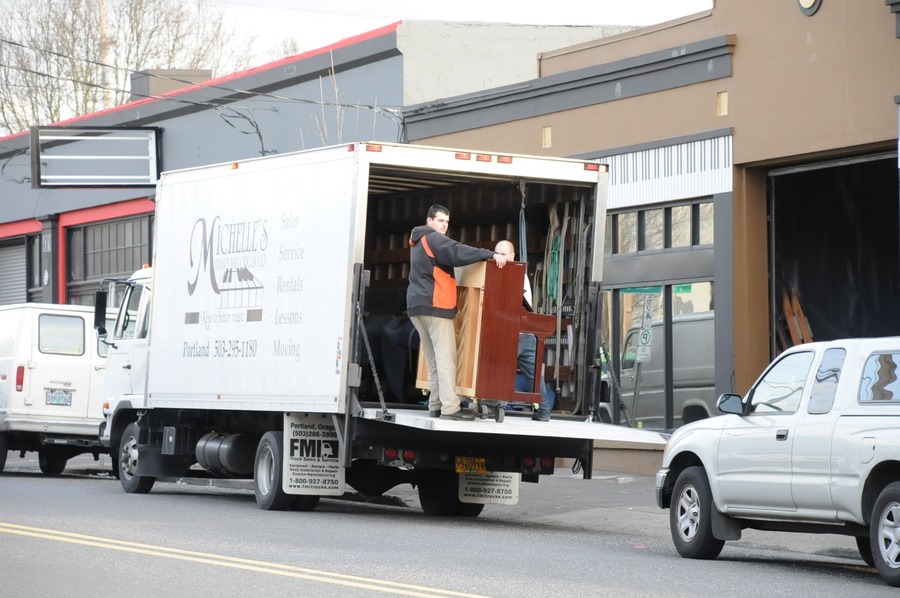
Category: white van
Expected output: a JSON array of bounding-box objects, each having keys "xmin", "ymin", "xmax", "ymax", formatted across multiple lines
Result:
[
  {"xmin": 617, "ymin": 311, "xmax": 716, "ymax": 429},
  {"xmin": 0, "ymin": 303, "xmax": 110, "ymax": 474}
]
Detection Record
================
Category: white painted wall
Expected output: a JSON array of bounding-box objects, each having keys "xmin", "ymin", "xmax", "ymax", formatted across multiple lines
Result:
[{"xmin": 397, "ymin": 21, "xmax": 633, "ymax": 105}]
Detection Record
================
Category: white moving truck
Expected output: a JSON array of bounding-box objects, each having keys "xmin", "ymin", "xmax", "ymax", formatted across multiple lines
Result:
[
  {"xmin": 0, "ymin": 303, "xmax": 110, "ymax": 473},
  {"xmin": 94, "ymin": 142, "xmax": 665, "ymax": 514}
]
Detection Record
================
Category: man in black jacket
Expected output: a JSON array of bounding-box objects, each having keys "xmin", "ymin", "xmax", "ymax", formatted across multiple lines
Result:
[{"xmin": 407, "ymin": 204, "xmax": 508, "ymax": 420}]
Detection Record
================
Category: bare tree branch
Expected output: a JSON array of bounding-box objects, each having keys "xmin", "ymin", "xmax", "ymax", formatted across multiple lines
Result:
[{"xmin": 0, "ymin": 0, "xmax": 264, "ymax": 136}]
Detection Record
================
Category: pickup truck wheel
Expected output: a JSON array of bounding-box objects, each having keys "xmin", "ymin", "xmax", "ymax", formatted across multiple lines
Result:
[
  {"xmin": 38, "ymin": 450, "xmax": 67, "ymax": 475},
  {"xmin": 856, "ymin": 536, "xmax": 875, "ymax": 567},
  {"xmin": 670, "ymin": 466, "xmax": 725, "ymax": 560},
  {"xmin": 254, "ymin": 432, "xmax": 292, "ymax": 511},
  {"xmin": 0, "ymin": 432, "xmax": 8, "ymax": 472},
  {"xmin": 870, "ymin": 482, "xmax": 900, "ymax": 586},
  {"xmin": 119, "ymin": 422, "xmax": 155, "ymax": 493}
]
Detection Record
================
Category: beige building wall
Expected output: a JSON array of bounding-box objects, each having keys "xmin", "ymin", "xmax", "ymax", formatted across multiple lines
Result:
[{"xmin": 411, "ymin": 0, "xmax": 899, "ymax": 391}]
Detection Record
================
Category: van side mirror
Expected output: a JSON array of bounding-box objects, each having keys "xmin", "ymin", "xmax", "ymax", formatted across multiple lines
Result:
[{"xmin": 716, "ymin": 393, "xmax": 744, "ymax": 415}]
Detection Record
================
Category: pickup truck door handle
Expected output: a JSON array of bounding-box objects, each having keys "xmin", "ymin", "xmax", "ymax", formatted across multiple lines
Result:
[
  {"xmin": 776, "ymin": 429, "xmax": 789, "ymax": 441},
  {"xmin": 123, "ymin": 364, "xmax": 131, "ymax": 370}
]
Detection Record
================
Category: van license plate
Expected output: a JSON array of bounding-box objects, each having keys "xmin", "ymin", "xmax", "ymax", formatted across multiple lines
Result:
[
  {"xmin": 455, "ymin": 457, "xmax": 486, "ymax": 475},
  {"xmin": 45, "ymin": 389, "xmax": 72, "ymax": 406}
]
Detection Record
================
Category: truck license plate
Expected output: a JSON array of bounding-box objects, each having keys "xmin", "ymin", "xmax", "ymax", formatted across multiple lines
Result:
[
  {"xmin": 455, "ymin": 456, "xmax": 486, "ymax": 475},
  {"xmin": 45, "ymin": 389, "xmax": 72, "ymax": 406}
]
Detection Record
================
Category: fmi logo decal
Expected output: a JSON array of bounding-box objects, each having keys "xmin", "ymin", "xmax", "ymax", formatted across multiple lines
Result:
[{"xmin": 289, "ymin": 438, "xmax": 337, "ymax": 459}]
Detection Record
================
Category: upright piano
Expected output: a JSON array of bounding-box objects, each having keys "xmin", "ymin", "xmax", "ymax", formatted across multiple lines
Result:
[{"xmin": 416, "ymin": 261, "xmax": 555, "ymax": 405}]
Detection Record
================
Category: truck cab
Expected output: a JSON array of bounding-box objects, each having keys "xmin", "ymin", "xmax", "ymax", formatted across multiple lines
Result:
[{"xmin": 95, "ymin": 266, "xmax": 152, "ymax": 450}]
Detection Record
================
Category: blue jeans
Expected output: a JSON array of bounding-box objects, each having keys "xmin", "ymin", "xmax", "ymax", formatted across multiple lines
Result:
[{"xmin": 515, "ymin": 333, "xmax": 554, "ymax": 415}]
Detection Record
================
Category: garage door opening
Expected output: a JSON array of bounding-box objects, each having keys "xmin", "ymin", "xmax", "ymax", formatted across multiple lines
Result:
[{"xmin": 770, "ymin": 154, "xmax": 900, "ymax": 350}]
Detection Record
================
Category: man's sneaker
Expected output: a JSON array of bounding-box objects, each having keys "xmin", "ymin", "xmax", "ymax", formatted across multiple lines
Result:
[
  {"xmin": 441, "ymin": 407, "xmax": 476, "ymax": 421},
  {"xmin": 531, "ymin": 411, "xmax": 550, "ymax": 422},
  {"xmin": 429, "ymin": 410, "xmax": 441, "ymax": 418}
]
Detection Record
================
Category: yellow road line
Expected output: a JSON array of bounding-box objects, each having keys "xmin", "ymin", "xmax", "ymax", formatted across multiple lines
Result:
[{"xmin": 0, "ymin": 522, "xmax": 489, "ymax": 598}]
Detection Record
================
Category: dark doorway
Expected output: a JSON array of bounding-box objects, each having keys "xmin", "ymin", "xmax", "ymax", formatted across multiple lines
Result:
[{"xmin": 770, "ymin": 156, "xmax": 900, "ymax": 346}]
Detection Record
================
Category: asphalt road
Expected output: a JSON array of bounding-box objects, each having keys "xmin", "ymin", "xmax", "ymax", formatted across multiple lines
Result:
[{"xmin": 1, "ymin": 451, "xmax": 891, "ymax": 597}]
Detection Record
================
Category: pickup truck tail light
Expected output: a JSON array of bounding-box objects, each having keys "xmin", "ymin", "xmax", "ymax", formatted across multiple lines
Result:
[{"xmin": 15, "ymin": 365, "xmax": 24, "ymax": 391}]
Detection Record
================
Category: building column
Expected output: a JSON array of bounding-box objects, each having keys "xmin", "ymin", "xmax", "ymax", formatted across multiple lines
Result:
[
  {"xmin": 39, "ymin": 215, "xmax": 59, "ymax": 303},
  {"xmin": 731, "ymin": 166, "xmax": 770, "ymax": 393}
]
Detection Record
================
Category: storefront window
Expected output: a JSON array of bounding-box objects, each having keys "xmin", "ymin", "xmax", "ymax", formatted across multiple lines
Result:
[
  {"xmin": 610, "ymin": 199, "xmax": 713, "ymax": 255},
  {"xmin": 611, "ymin": 281, "xmax": 715, "ymax": 430},
  {"xmin": 670, "ymin": 205, "xmax": 691, "ymax": 247},
  {"xmin": 617, "ymin": 287, "xmax": 664, "ymax": 428},
  {"xmin": 643, "ymin": 209, "xmax": 664, "ymax": 250},
  {"xmin": 698, "ymin": 201, "xmax": 714, "ymax": 245},
  {"xmin": 617, "ymin": 212, "xmax": 637, "ymax": 254}
]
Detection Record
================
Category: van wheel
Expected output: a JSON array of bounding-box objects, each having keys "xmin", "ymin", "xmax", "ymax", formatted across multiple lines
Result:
[
  {"xmin": 0, "ymin": 432, "xmax": 8, "ymax": 472},
  {"xmin": 119, "ymin": 422, "xmax": 155, "ymax": 493},
  {"xmin": 38, "ymin": 450, "xmax": 67, "ymax": 475},
  {"xmin": 870, "ymin": 482, "xmax": 900, "ymax": 586},
  {"xmin": 254, "ymin": 432, "xmax": 292, "ymax": 511},
  {"xmin": 670, "ymin": 466, "xmax": 725, "ymax": 559}
]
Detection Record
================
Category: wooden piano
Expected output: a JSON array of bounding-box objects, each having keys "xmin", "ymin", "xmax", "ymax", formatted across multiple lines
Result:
[{"xmin": 416, "ymin": 261, "xmax": 555, "ymax": 405}]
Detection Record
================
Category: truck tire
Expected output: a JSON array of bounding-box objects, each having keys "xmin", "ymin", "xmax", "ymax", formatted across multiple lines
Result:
[
  {"xmin": 291, "ymin": 496, "xmax": 321, "ymax": 512},
  {"xmin": 254, "ymin": 432, "xmax": 292, "ymax": 511},
  {"xmin": 870, "ymin": 482, "xmax": 900, "ymax": 586},
  {"xmin": 38, "ymin": 449, "xmax": 67, "ymax": 475},
  {"xmin": 418, "ymin": 470, "xmax": 481, "ymax": 516},
  {"xmin": 669, "ymin": 466, "xmax": 725, "ymax": 559},
  {"xmin": 457, "ymin": 502, "xmax": 485, "ymax": 517},
  {"xmin": 119, "ymin": 422, "xmax": 155, "ymax": 493},
  {"xmin": 0, "ymin": 432, "xmax": 8, "ymax": 472}
]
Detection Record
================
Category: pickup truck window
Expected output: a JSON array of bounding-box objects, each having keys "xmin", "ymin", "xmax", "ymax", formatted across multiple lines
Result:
[
  {"xmin": 748, "ymin": 350, "xmax": 814, "ymax": 414},
  {"xmin": 807, "ymin": 348, "xmax": 846, "ymax": 414},
  {"xmin": 859, "ymin": 352, "xmax": 900, "ymax": 402}
]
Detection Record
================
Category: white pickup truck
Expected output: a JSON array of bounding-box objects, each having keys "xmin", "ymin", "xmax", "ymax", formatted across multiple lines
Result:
[{"xmin": 655, "ymin": 337, "xmax": 900, "ymax": 587}]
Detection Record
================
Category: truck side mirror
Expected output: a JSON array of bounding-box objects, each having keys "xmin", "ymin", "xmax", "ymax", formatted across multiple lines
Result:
[{"xmin": 94, "ymin": 289, "xmax": 114, "ymax": 348}]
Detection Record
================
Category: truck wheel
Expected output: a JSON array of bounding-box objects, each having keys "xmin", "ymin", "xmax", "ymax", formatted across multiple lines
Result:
[
  {"xmin": 119, "ymin": 422, "xmax": 155, "ymax": 493},
  {"xmin": 670, "ymin": 466, "xmax": 725, "ymax": 559},
  {"xmin": 870, "ymin": 482, "xmax": 900, "ymax": 586},
  {"xmin": 856, "ymin": 536, "xmax": 875, "ymax": 567},
  {"xmin": 457, "ymin": 502, "xmax": 485, "ymax": 517},
  {"xmin": 38, "ymin": 450, "xmax": 67, "ymax": 475},
  {"xmin": 254, "ymin": 432, "xmax": 292, "ymax": 511},
  {"xmin": 418, "ymin": 470, "xmax": 464, "ymax": 516},
  {"xmin": 291, "ymin": 495, "xmax": 321, "ymax": 512},
  {"xmin": 0, "ymin": 432, "xmax": 8, "ymax": 472}
]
